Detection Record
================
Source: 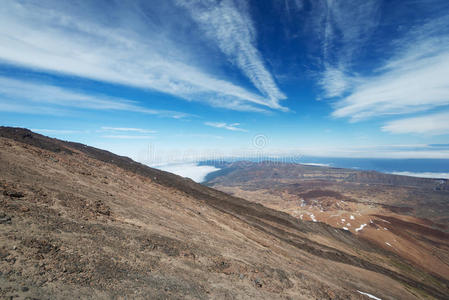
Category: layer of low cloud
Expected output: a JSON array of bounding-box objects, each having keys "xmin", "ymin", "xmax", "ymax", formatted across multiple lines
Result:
[
  {"xmin": 154, "ymin": 162, "xmax": 220, "ymax": 182},
  {"xmin": 390, "ymin": 171, "xmax": 449, "ymax": 180},
  {"xmin": 301, "ymin": 162, "xmax": 331, "ymax": 167}
]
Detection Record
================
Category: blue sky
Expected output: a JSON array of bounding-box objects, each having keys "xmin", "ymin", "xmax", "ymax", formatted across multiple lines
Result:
[{"xmin": 1, "ymin": 0, "xmax": 449, "ymax": 163}]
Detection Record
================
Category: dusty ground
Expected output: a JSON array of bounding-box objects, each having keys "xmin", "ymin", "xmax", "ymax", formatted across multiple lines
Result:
[
  {"xmin": 0, "ymin": 127, "xmax": 448, "ymax": 299},
  {"xmin": 205, "ymin": 161, "xmax": 449, "ymax": 287}
]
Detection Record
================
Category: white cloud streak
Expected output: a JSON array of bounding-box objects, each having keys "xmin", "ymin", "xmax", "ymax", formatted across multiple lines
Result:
[
  {"xmin": 204, "ymin": 122, "xmax": 247, "ymax": 132},
  {"xmin": 102, "ymin": 135, "xmax": 154, "ymax": 139},
  {"xmin": 176, "ymin": 0, "xmax": 286, "ymax": 110},
  {"xmin": 155, "ymin": 162, "xmax": 220, "ymax": 182},
  {"xmin": 0, "ymin": 76, "xmax": 187, "ymax": 118},
  {"xmin": 329, "ymin": 15, "xmax": 449, "ymax": 129},
  {"xmin": 333, "ymin": 52, "xmax": 449, "ymax": 121},
  {"xmin": 31, "ymin": 129, "xmax": 81, "ymax": 134},
  {"xmin": 101, "ymin": 127, "xmax": 157, "ymax": 134},
  {"xmin": 390, "ymin": 171, "xmax": 449, "ymax": 179},
  {"xmin": 382, "ymin": 111, "xmax": 449, "ymax": 135},
  {"xmin": 0, "ymin": 0, "xmax": 283, "ymax": 112},
  {"xmin": 317, "ymin": 0, "xmax": 381, "ymax": 98}
]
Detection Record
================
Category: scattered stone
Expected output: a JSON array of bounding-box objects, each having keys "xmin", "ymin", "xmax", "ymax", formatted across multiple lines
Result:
[
  {"xmin": 0, "ymin": 213, "xmax": 12, "ymax": 224},
  {"xmin": 0, "ymin": 249, "xmax": 9, "ymax": 259},
  {"xmin": 3, "ymin": 190, "xmax": 24, "ymax": 198},
  {"xmin": 19, "ymin": 205, "xmax": 30, "ymax": 212}
]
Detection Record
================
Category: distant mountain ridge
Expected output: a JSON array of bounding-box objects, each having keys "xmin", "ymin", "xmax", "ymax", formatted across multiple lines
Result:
[{"xmin": 202, "ymin": 160, "xmax": 449, "ymax": 190}]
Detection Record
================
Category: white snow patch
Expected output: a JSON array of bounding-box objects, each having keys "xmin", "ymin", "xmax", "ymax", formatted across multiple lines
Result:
[
  {"xmin": 355, "ymin": 224, "xmax": 367, "ymax": 232},
  {"xmin": 357, "ymin": 290, "xmax": 382, "ymax": 300},
  {"xmin": 343, "ymin": 227, "xmax": 349, "ymax": 231},
  {"xmin": 385, "ymin": 242, "xmax": 392, "ymax": 247},
  {"xmin": 310, "ymin": 214, "xmax": 317, "ymax": 222},
  {"xmin": 341, "ymin": 218, "xmax": 346, "ymax": 222},
  {"xmin": 350, "ymin": 215, "xmax": 355, "ymax": 220},
  {"xmin": 346, "ymin": 223, "xmax": 351, "ymax": 227},
  {"xmin": 299, "ymin": 214, "xmax": 303, "ymax": 220},
  {"xmin": 383, "ymin": 227, "xmax": 388, "ymax": 230}
]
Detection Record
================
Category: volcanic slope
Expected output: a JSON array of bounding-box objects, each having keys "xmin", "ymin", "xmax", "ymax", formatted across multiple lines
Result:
[
  {"xmin": 0, "ymin": 127, "xmax": 448, "ymax": 299},
  {"xmin": 204, "ymin": 161, "xmax": 449, "ymax": 288}
]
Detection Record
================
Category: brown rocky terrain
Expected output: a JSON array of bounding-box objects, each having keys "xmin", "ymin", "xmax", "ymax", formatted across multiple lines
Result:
[
  {"xmin": 204, "ymin": 161, "xmax": 449, "ymax": 290},
  {"xmin": 0, "ymin": 127, "xmax": 448, "ymax": 299}
]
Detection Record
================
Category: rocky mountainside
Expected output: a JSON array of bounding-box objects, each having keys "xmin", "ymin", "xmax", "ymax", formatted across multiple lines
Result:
[{"xmin": 1, "ymin": 127, "xmax": 448, "ymax": 299}]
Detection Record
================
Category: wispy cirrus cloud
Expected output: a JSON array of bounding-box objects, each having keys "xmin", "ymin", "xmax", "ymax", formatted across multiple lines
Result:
[
  {"xmin": 176, "ymin": 0, "xmax": 286, "ymax": 110},
  {"xmin": 382, "ymin": 111, "xmax": 449, "ymax": 135},
  {"xmin": 332, "ymin": 15, "xmax": 449, "ymax": 123},
  {"xmin": 307, "ymin": 1, "xmax": 449, "ymax": 135},
  {"xmin": 102, "ymin": 135, "xmax": 154, "ymax": 139},
  {"xmin": 31, "ymin": 129, "xmax": 82, "ymax": 135},
  {"xmin": 101, "ymin": 127, "xmax": 157, "ymax": 134},
  {"xmin": 204, "ymin": 122, "xmax": 247, "ymax": 132},
  {"xmin": 0, "ymin": 76, "xmax": 188, "ymax": 118},
  {"xmin": 316, "ymin": 0, "xmax": 381, "ymax": 98},
  {"xmin": 0, "ymin": 0, "xmax": 284, "ymax": 112}
]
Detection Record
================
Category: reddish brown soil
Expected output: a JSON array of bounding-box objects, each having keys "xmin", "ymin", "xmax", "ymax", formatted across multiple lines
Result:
[{"xmin": 206, "ymin": 161, "xmax": 449, "ymax": 289}]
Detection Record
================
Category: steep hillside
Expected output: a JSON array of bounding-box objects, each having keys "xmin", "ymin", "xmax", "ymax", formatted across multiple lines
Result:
[{"xmin": 0, "ymin": 127, "xmax": 448, "ymax": 299}]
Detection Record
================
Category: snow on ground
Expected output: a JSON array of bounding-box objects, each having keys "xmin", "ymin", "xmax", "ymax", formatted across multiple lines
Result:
[
  {"xmin": 355, "ymin": 224, "xmax": 367, "ymax": 232},
  {"xmin": 310, "ymin": 214, "xmax": 317, "ymax": 222},
  {"xmin": 341, "ymin": 218, "xmax": 345, "ymax": 222},
  {"xmin": 385, "ymin": 242, "xmax": 392, "ymax": 247},
  {"xmin": 350, "ymin": 215, "xmax": 355, "ymax": 220},
  {"xmin": 357, "ymin": 290, "xmax": 382, "ymax": 300},
  {"xmin": 346, "ymin": 223, "xmax": 351, "ymax": 227},
  {"xmin": 343, "ymin": 227, "xmax": 349, "ymax": 230}
]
